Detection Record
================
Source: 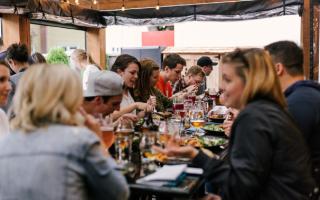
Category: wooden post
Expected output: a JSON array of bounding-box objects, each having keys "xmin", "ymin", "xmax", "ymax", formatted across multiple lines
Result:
[
  {"xmin": 301, "ymin": 0, "xmax": 311, "ymax": 79},
  {"xmin": 314, "ymin": 4, "xmax": 319, "ymax": 81},
  {"xmin": 1, "ymin": 14, "xmax": 30, "ymax": 53},
  {"xmin": 301, "ymin": 0, "xmax": 319, "ymax": 80},
  {"xmin": 86, "ymin": 28, "xmax": 106, "ymax": 69}
]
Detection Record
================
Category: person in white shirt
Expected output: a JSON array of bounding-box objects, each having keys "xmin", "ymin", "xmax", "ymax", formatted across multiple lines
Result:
[
  {"xmin": 0, "ymin": 60, "xmax": 12, "ymax": 135},
  {"xmin": 111, "ymin": 54, "xmax": 155, "ymax": 122},
  {"xmin": 70, "ymin": 49, "xmax": 100, "ymax": 90}
]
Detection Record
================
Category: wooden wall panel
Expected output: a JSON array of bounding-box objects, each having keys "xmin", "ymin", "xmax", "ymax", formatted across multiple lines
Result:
[
  {"xmin": 86, "ymin": 28, "xmax": 106, "ymax": 69},
  {"xmin": 1, "ymin": 14, "xmax": 30, "ymax": 53}
]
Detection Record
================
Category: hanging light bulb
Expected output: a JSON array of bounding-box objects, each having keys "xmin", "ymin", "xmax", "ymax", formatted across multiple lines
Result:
[
  {"xmin": 121, "ymin": 0, "xmax": 125, "ymax": 11},
  {"xmin": 93, "ymin": 0, "xmax": 97, "ymax": 5},
  {"xmin": 156, "ymin": 5, "xmax": 160, "ymax": 10},
  {"xmin": 75, "ymin": 0, "xmax": 79, "ymax": 5}
]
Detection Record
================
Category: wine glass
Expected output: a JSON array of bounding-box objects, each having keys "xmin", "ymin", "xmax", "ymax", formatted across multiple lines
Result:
[
  {"xmin": 190, "ymin": 103, "xmax": 205, "ymax": 136},
  {"xmin": 114, "ymin": 120, "xmax": 134, "ymax": 165},
  {"xmin": 173, "ymin": 96, "xmax": 184, "ymax": 121},
  {"xmin": 158, "ymin": 120, "xmax": 170, "ymax": 148}
]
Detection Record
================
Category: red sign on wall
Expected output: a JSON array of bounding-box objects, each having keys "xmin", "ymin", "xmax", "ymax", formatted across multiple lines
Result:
[{"xmin": 142, "ymin": 30, "xmax": 174, "ymax": 46}]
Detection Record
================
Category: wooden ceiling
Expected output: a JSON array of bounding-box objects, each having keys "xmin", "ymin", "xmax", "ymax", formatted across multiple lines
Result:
[{"xmin": 64, "ymin": 0, "xmax": 250, "ymax": 11}]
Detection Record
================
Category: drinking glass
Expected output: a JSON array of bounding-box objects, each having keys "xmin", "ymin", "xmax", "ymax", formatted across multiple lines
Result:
[
  {"xmin": 190, "ymin": 104, "xmax": 205, "ymax": 136},
  {"xmin": 173, "ymin": 96, "xmax": 184, "ymax": 118},
  {"xmin": 114, "ymin": 120, "xmax": 134, "ymax": 165},
  {"xmin": 100, "ymin": 115, "xmax": 115, "ymax": 149},
  {"xmin": 158, "ymin": 120, "xmax": 171, "ymax": 148},
  {"xmin": 140, "ymin": 131, "xmax": 157, "ymax": 161}
]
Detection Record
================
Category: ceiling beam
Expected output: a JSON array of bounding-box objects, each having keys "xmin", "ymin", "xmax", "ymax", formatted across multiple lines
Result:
[
  {"xmin": 99, "ymin": 0, "xmax": 246, "ymax": 11},
  {"xmin": 67, "ymin": 0, "xmax": 246, "ymax": 11}
]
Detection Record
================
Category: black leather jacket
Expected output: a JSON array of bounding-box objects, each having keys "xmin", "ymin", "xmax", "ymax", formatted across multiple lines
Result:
[{"xmin": 193, "ymin": 99, "xmax": 315, "ymax": 200}]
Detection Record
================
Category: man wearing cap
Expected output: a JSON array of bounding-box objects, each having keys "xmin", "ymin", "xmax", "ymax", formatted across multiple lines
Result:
[
  {"xmin": 82, "ymin": 70, "xmax": 123, "ymax": 117},
  {"xmin": 197, "ymin": 56, "xmax": 216, "ymax": 95}
]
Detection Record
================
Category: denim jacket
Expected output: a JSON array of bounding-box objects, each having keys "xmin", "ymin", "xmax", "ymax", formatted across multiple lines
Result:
[{"xmin": 0, "ymin": 124, "xmax": 129, "ymax": 200}]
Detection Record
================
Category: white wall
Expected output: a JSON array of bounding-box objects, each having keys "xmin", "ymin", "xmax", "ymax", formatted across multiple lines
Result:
[
  {"xmin": 105, "ymin": 25, "xmax": 148, "ymax": 55},
  {"xmin": 175, "ymin": 15, "xmax": 301, "ymax": 48}
]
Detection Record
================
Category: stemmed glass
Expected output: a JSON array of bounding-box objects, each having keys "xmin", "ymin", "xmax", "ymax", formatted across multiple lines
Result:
[
  {"xmin": 158, "ymin": 120, "xmax": 170, "ymax": 148},
  {"xmin": 173, "ymin": 96, "xmax": 185, "ymax": 121},
  {"xmin": 190, "ymin": 101, "xmax": 205, "ymax": 136},
  {"xmin": 114, "ymin": 120, "xmax": 134, "ymax": 165}
]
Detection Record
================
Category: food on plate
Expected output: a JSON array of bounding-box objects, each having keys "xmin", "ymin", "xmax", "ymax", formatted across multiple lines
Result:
[
  {"xmin": 183, "ymin": 136, "xmax": 227, "ymax": 148},
  {"xmin": 202, "ymin": 124, "xmax": 224, "ymax": 132},
  {"xmin": 199, "ymin": 136, "xmax": 227, "ymax": 147},
  {"xmin": 143, "ymin": 152, "xmax": 168, "ymax": 162}
]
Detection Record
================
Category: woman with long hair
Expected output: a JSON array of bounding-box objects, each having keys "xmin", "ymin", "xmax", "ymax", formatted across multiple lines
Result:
[
  {"xmin": 134, "ymin": 58, "xmax": 172, "ymax": 112},
  {"xmin": 155, "ymin": 48, "xmax": 315, "ymax": 200},
  {"xmin": 0, "ymin": 64, "xmax": 129, "ymax": 200},
  {"xmin": 111, "ymin": 54, "xmax": 154, "ymax": 120}
]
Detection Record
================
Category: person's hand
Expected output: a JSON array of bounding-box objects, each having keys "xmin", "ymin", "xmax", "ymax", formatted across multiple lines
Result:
[
  {"xmin": 221, "ymin": 108, "xmax": 239, "ymax": 137},
  {"xmin": 147, "ymin": 95, "xmax": 157, "ymax": 108},
  {"xmin": 79, "ymin": 108, "xmax": 102, "ymax": 138},
  {"xmin": 153, "ymin": 136, "xmax": 199, "ymax": 159},
  {"xmin": 135, "ymin": 102, "xmax": 150, "ymax": 111},
  {"xmin": 185, "ymin": 84, "xmax": 198, "ymax": 94},
  {"xmin": 122, "ymin": 113, "xmax": 139, "ymax": 123},
  {"xmin": 222, "ymin": 120, "xmax": 233, "ymax": 137}
]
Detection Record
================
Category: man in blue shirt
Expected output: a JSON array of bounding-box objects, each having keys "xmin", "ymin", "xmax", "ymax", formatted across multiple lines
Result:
[{"xmin": 265, "ymin": 41, "xmax": 320, "ymax": 187}]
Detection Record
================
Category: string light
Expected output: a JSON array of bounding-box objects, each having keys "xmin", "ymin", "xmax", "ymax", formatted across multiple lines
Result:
[{"xmin": 121, "ymin": 0, "xmax": 125, "ymax": 11}]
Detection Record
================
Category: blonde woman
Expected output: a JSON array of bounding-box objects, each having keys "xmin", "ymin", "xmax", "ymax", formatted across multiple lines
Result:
[
  {"xmin": 70, "ymin": 49, "xmax": 100, "ymax": 91},
  {"xmin": 0, "ymin": 64, "xmax": 129, "ymax": 200},
  {"xmin": 155, "ymin": 48, "xmax": 315, "ymax": 199}
]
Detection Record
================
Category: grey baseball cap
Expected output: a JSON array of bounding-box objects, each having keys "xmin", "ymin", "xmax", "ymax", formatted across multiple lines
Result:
[{"xmin": 83, "ymin": 70, "xmax": 124, "ymax": 97}]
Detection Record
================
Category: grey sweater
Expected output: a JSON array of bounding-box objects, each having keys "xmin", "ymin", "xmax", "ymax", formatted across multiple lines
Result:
[{"xmin": 0, "ymin": 124, "xmax": 129, "ymax": 200}]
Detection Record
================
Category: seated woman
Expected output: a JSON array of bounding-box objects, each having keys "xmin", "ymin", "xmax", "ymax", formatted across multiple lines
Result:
[
  {"xmin": 0, "ymin": 61, "xmax": 11, "ymax": 135},
  {"xmin": 111, "ymin": 54, "xmax": 153, "ymax": 120},
  {"xmin": 134, "ymin": 59, "xmax": 172, "ymax": 112},
  {"xmin": 0, "ymin": 64, "xmax": 129, "ymax": 200},
  {"xmin": 155, "ymin": 48, "xmax": 315, "ymax": 199},
  {"xmin": 172, "ymin": 65, "xmax": 205, "ymax": 94}
]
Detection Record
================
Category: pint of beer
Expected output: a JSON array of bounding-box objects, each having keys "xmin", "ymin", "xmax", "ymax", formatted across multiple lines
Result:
[{"xmin": 101, "ymin": 126, "xmax": 115, "ymax": 149}]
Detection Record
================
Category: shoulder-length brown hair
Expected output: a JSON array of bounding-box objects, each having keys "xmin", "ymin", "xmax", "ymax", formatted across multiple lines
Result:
[
  {"xmin": 135, "ymin": 59, "xmax": 160, "ymax": 101},
  {"xmin": 221, "ymin": 48, "xmax": 287, "ymax": 109}
]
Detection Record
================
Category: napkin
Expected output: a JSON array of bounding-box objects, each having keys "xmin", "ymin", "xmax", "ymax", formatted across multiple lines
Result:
[{"xmin": 136, "ymin": 164, "xmax": 187, "ymax": 186}]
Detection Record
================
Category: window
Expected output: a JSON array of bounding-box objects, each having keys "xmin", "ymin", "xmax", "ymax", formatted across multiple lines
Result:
[{"xmin": 30, "ymin": 24, "xmax": 86, "ymax": 55}]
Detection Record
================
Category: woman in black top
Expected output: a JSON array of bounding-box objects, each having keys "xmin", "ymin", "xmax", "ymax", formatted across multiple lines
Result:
[{"xmin": 155, "ymin": 48, "xmax": 315, "ymax": 200}]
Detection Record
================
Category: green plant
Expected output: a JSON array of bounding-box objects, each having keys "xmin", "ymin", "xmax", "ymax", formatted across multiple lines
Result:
[{"xmin": 46, "ymin": 48, "xmax": 69, "ymax": 65}]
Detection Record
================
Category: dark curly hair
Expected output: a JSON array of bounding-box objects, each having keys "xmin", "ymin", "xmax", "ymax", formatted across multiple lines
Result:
[{"xmin": 6, "ymin": 43, "xmax": 29, "ymax": 63}]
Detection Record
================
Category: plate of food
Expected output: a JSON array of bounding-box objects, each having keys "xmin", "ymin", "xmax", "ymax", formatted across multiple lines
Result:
[
  {"xmin": 202, "ymin": 123, "xmax": 226, "ymax": 137},
  {"xmin": 183, "ymin": 136, "xmax": 228, "ymax": 152},
  {"xmin": 207, "ymin": 106, "xmax": 228, "ymax": 123}
]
